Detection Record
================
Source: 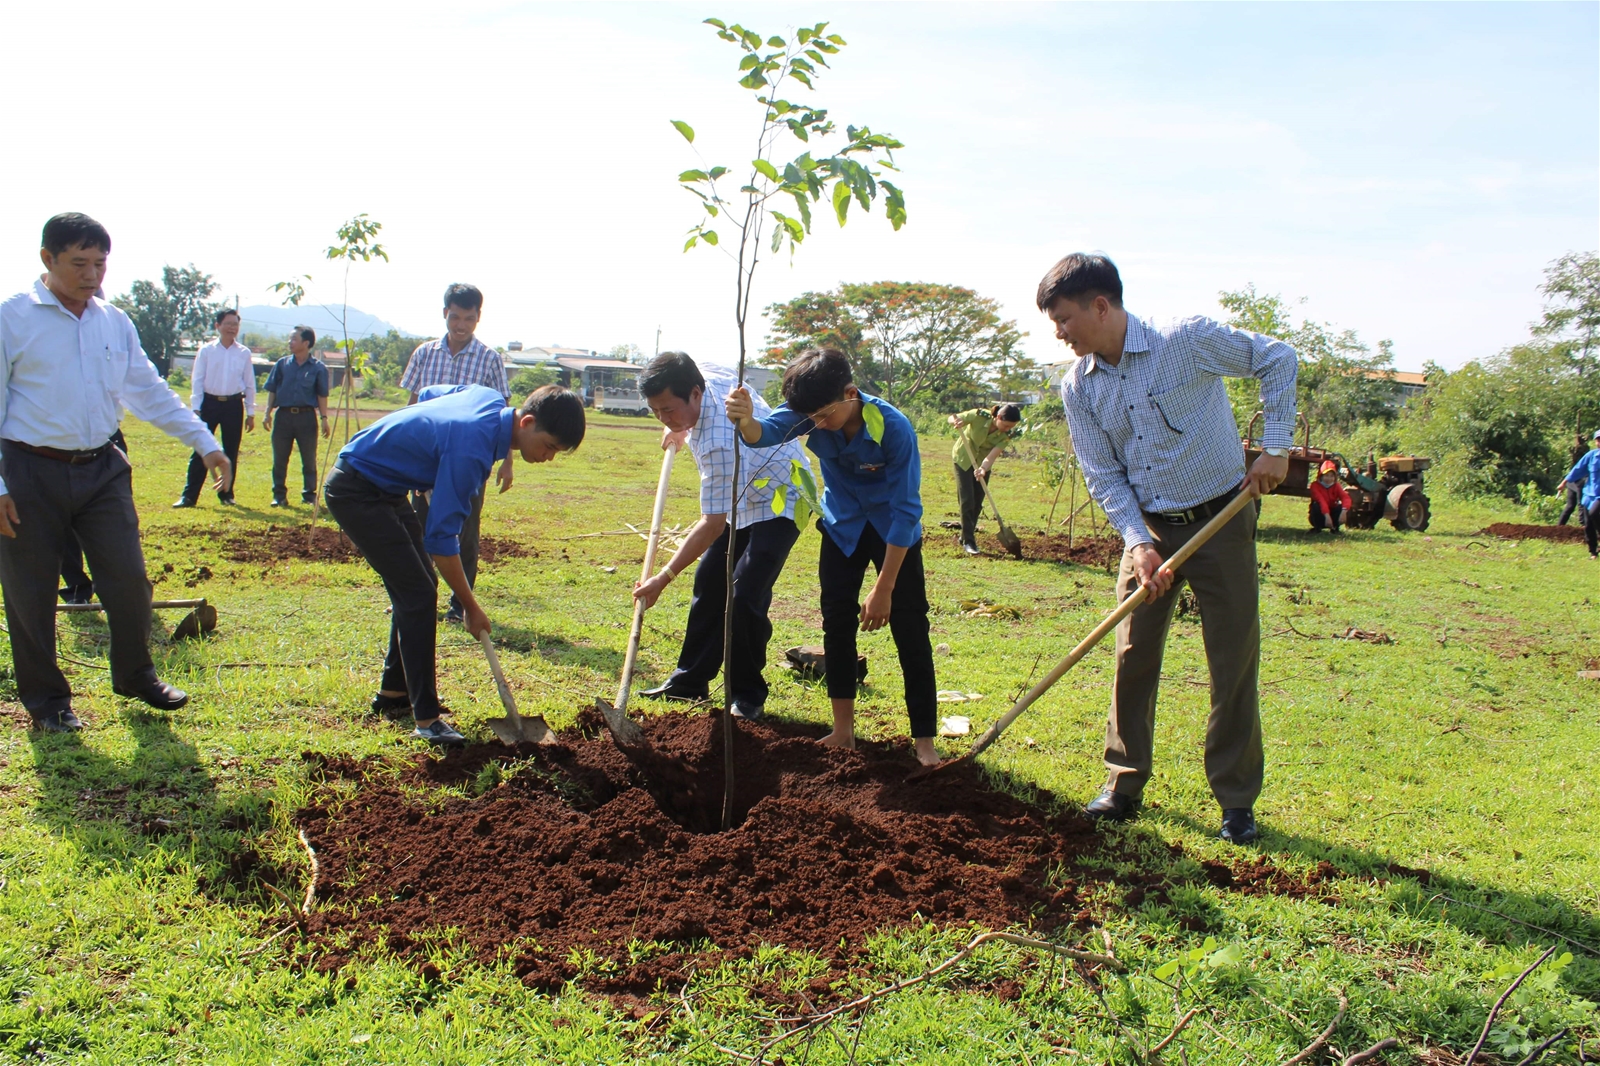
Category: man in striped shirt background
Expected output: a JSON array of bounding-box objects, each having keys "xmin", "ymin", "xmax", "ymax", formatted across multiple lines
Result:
[{"xmin": 399, "ymin": 284, "xmax": 511, "ymax": 624}]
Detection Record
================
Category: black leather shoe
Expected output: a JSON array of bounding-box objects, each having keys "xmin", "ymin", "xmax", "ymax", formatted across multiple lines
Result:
[
  {"xmin": 60, "ymin": 584, "xmax": 94, "ymax": 605},
  {"xmin": 370, "ymin": 692, "xmax": 412, "ymax": 720},
  {"xmin": 172, "ymin": 497, "xmax": 197, "ymax": 509},
  {"xmin": 1083, "ymin": 789, "xmax": 1140, "ymax": 822},
  {"xmin": 112, "ymin": 680, "xmax": 189, "ymax": 711},
  {"xmin": 730, "ymin": 699, "xmax": 765, "ymax": 721},
  {"xmin": 32, "ymin": 709, "xmax": 83, "ymax": 733},
  {"xmin": 639, "ymin": 680, "xmax": 708, "ymax": 702},
  {"xmin": 218, "ymin": 496, "xmax": 235, "ymax": 506},
  {"xmin": 269, "ymin": 498, "xmax": 288, "ymax": 508},
  {"xmin": 302, "ymin": 494, "xmax": 317, "ymax": 505},
  {"xmin": 1219, "ymin": 808, "xmax": 1258, "ymax": 844}
]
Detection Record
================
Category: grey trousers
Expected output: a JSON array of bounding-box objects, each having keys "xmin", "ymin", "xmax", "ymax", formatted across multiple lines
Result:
[
  {"xmin": 271, "ymin": 409, "xmax": 321, "ymax": 501},
  {"xmin": 410, "ymin": 483, "xmax": 485, "ymax": 615},
  {"xmin": 1104, "ymin": 501, "xmax": 1263, "ymax": 809},
  {"xmin": 0, "ymin": 442, "xmax": 157, "ymax": 717}
]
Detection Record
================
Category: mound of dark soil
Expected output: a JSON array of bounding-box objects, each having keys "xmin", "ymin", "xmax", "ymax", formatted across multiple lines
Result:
[
  {"xmin": 1480, "ymin": 523, "xmax": 1585, "ymax": 543},
  {"xmin": 980, "ymin": 531, "xmax": 1123, "ymax": 568},
  {"xmin": 223, "ymin": 525, "xmax": 533, "ymax": 564}
]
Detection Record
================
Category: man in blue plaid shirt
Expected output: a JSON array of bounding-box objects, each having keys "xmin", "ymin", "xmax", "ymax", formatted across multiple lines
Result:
[
  {"xmin": 1040, "ymin": 253, "xmax": 1297, "ymax": 845},
  {"xmin": 631, "ymin": 351, "xmax": 809, "ymax": 719},
  {"xmin": 399, "ymin": 284, "xmax": 511, "ymax": 623}
]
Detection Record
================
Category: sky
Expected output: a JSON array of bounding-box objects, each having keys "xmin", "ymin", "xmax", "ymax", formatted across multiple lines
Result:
[{"xmin": 5, "ymin": 1, "xmax": 1595, "ymax": 372}]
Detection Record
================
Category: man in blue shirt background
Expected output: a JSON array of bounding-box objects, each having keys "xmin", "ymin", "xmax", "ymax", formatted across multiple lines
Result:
[
  {"xmin": 261, "ymin": 325, "xmax": 330, "ymax": 507},
  {"xmin": 726, "ymin": 348, "xmax": 940, "ymax": 766},
  {"xmin": 323, "ymin": 383, "xmax": 585, "ymax": 744},
  {"xmin": 1558, "ymin": 428, "xmax": 1600, "ymax": 559}
]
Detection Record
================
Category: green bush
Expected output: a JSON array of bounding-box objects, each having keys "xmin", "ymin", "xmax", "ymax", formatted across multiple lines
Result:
[{"xmin": 1518, "ymin": 481, "xmax": 1564, "ymax": 524}]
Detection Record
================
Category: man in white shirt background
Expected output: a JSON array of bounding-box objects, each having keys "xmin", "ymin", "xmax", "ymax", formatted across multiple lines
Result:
[
  {"xmin": 0, "ymin": 213, "xmax": 231, "ymax": 731},
  {"xmin": 174, "ymin": 307, "xmax": 255, "ymax": 507}
]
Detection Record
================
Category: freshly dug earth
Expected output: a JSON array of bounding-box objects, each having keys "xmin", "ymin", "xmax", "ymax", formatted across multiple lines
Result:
[
  {"xmin": 978, "ymin": 530, "xmax": 1124, "ymax": 568},
  {"xmin": 223, "ymin": 525, "xmax": 532, "ymax": 564},
  {"xmin": 1480, "ymin": 522, "xmax": 1585, "ymax": 544},
  {"xmin": 296, "ymin": 712, "xmax": 1331, "ymax": 998}
]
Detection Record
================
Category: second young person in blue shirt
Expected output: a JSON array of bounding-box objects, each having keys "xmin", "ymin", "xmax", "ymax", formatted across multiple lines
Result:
[
  {"xmin": 726, "ymin": 348, "xmax": 940, "ymax": 766},
  {"xmin": 324, "ymin": 383, "xmax": 585, "ymax": 744}
]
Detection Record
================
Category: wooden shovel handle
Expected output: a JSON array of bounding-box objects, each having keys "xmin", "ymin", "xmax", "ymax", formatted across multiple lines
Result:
[
  {"xmin": 962, "ymin": 489, "xmax": 1257, "ymax": 762},
  {"xmin": 616, "ymin": 443, "xmax": 679, "ymax": 711},
  {"xmin": 478, "ymin": 631, "xmax": 520, "ymax": 721}
]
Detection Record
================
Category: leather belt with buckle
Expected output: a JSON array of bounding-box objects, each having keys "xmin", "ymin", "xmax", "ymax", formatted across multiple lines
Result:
[
  {"xmin": 206, "ymin": 393, "xmax": 244, "ymax": 402},
  {"xmin": 1150, "ymin": 489, "xmax": 1239, "ymax": 526},
  {"xmin": 282, "ymin": 406, "xmax": 313, "ymax": 414},
  {"xmin": 4, "ymin": 439, "xmax": 114, "ymax": 465}
]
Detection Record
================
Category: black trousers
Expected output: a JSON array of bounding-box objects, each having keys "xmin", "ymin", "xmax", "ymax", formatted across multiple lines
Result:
[
  {"xmin": 411, "ymin": 485, "xmax": 485, "ymax": 616},
  {"xmin": 664, "ymin": 517, "xmax": 799, "ymax": 705},
  {"xmin": 184, "ymin": 394, "xmax": 244, "ymax": 502},
  {"xmin": 818, "ymin": 524, "xmax": 937, "ymax": 738},
  {"xmin": 1586, "ymin": 499, "xmax": 1600, "ymax": 556},
  {"xmin": 60, "ymin": 429, "xmax": 128, "ymax": 594},
  {"xmin": 1558, "ymin": 485, "xmax": 1582, "ymax": 526},
  {"xmin": 0, "ymin": 441, "xmax": 158, "ymax": 717},
  {"xmin": 271, "ymin": 409, "xmax": 321, "ymax": 501},
  {"xmin": 1308, "ymin": 501, "xmax": 1344, "ymax": 530},
  {"xmin": 953, "ymin": 463, "xmax": 982, "ymax": 545},
  {"xmin": 324, "ymin": 465, "xmax": 441, "ymax": 721}
]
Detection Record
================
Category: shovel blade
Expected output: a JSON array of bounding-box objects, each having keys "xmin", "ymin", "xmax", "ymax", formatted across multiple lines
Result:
[
  {"xmin": 594, "ymin": 697, "xmax": 648, "ymax": 749},
  {"xmin": 998, "ymin": 525, "xmax": 1024, "ymax": 560},
  {"xmin": 906, "ymin": 750, "xmax": 974, "ymax": 783},
  {"xmin": 486, "ymin": 713, "xmax": 556, "ymax": 748}
]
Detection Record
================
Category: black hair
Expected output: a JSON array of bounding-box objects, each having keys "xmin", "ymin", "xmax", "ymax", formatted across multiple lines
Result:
[
  {"xmin": 519, "ymin": 385, "xmax": 586, "ymax": 451},
  {"xmin": 294, "ymin": 326, "xmax": 316, "ymax": 346},
  {"xmin": 782, "ymin": 348, "xmax": 855, "ymax": 415},
  {"xmin": 443, "ymin": 283, "xmax": 484, "ymax": 313},
  {"xmin": 215, "ymin": 308, "xmax": 240, "ymax": 326},
  {"xmin": 42, "ymin": 213, "xmax": 112, "ymax": 256},
  {"xmin": 992, "ymin": 402, "xmax": 1023, "ymax": 423},
  {"xmin": 1035, "ymin": 253, "xmax": 1123, "ymax": 311},
  {"xmin": 639, "ymin": 350, "xmax": 705, "ymax": 403}
]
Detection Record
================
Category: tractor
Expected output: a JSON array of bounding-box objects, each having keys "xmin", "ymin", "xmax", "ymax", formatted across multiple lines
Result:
[{"xmin": 1243, "ymin": 413, "xmax": 1432, "ymax": 532}]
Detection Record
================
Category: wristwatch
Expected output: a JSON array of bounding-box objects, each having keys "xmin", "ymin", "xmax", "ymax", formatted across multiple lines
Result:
[{"xmin": 1263, "ymin": 447, "xmax": 1289, "ymax": 458}]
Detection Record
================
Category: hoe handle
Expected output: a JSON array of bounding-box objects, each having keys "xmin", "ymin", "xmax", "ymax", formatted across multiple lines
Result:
[
  {"xmin": 478, "ymin": 631, "xmax": 520, "ymax": 723},
  {"xmin": 962, "ymin": 489, "xmax": 1257, "ymax": 762},
  {"xmin": 962, "ymin": 437, "xmax": 1008, "ymax": 526},
  {"xmin": 616, "ymin": 443, "xmax": 679, "ymax": 712}
]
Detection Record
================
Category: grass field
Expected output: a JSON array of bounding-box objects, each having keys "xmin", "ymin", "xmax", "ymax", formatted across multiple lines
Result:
[{"xmin": 0, "ymin": 409, "xmax": 1595, "ymax": 1065}]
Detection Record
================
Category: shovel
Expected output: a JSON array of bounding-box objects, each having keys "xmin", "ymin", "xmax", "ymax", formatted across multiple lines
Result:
[
  {"xmin": 594, "ymin": 441, "xmax": 680, "ymax": 749},
  {"xmin": 59, "ymin": 598, "xmax": 217, "ymax": 641},
  {"xmin": 479, "ymin": 630, "xmax": 556, "ymax": 747},
  {"xmin": 963, "ymin": 438, "xmax": 1023, "ymax": 559},
  {"xmin": 910, "ymin": 489, "xmax": 1256, "ymax": 782}
]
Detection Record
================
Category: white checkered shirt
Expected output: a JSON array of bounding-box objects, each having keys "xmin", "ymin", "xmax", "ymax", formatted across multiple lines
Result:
[
  {"xmin": 1061, "ymin": 313, "xmax": 1297, "ymax": 548},
  {"xmin": 690, "ymin": 365, "xmax": 811, "ymax": 530},
  {"xmin": 399, "ymin": 335, "xmax": 509, "ymax": 399}
]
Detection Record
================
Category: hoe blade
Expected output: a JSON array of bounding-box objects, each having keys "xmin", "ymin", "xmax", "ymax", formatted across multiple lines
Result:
[{"xmin": 594, "ymin": 697, "xmax": 649, "ymax": 750}]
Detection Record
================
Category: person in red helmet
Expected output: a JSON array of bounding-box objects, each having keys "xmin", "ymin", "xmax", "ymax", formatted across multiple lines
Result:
[{"xmin": 1308, "ymin": 460, "xmax": 1351, "ymax": 533}]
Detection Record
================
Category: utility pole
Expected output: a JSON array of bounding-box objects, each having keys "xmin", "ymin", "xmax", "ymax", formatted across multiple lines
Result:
[{"xmin": 654, "ymin": 325, "xmax": 661, "ymax": 357}]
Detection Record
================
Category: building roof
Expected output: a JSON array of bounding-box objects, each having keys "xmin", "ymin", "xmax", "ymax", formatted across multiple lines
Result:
[
  {"xmin": 556, "ymin": 357, "xmax": 640, "ymax": 372},
  {"xmin": 1362, "ymin": 369, "xmax": 1428, "ymax": 387}
]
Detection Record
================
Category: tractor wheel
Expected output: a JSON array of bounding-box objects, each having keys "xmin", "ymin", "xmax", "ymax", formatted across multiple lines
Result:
[{"xmin": 1388, "ymin": 484, "xmax": 1431, "ymax": 532}]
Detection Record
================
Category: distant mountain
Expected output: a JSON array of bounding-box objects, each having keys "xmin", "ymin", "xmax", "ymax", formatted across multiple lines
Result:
[{"xmin": 236, "ymin": 304, "xmax": 418, "ymax": 339}]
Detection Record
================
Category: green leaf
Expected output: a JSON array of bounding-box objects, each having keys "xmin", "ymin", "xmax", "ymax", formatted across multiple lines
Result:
[
  {"xmin": 704, "ymin": 203, "xmax": 719, "ymax": 218},
  {"xmin": 752, "ymin": 158, "xmax": 780, "ymax": 182},
  {"xmin": 739, "ymin": 53, "xmax": 760, "ymax": 71},
  {"xmin": 832, "ymin": 180, "xmax": 851, "ymax": 225},
  {"xmin": 1153, "ymin": 959, "xmax": 1180, "ymax": 981},
  {"xmin": 679, "ymin": 169, "xmax": 708, "ymax": 182},
  {"xmin": 683, "ymin": 235, "xmax": 699, "ymax": 252},
  {"xmin": 670, "ymin": 119, "xmax": 695, "ymax": 143},
  {"xmin": 793, "ymin": 460, "xmax": 822, "ymax": 511},
  {"xmin": 825, "ymin": 33, "xmax": 846, "ymax": 44},
  {"xmin": 739, "ymin": 70, "xmax": 767, "ymax": 90},
  {"xmin": 702, "ymin": 230, "xmax": 719, "ymax": 246},
  {"xmin": 790, "ymin": 188, "xmax": 813, "ymax": 232},
  {"xmin": 860, "ymin": 401, "xmax": 884, "ymax": 442},
  {"xmin": 805, "ymin": 48, "xmax": 831, "ymax": 67},
  {"xmin": 883, "ymin": 180, "xmax": 907, "ymax": 231},
  {"xmin": 752, "ymin": 477, "xmax": 770, "ymax": 488},
  {"xmin": 771, "ymin": 225, "xmax": 784, "ymax": 253},
  {"xmin": 767, "ymin": 35, "xmax": 786, "ymax": 47},
  {"xmin": 704, "ymin": 17, "xmax": 727, "ymax": 29},
  {"xmin": 797, "ymin": 27, "xmax": 813, "ymax": 43},
  {"xmin": 793, "ymin": 494, "xmax": 811, "ymax": 531},
  {"xmin": 791, "ymin": 56, "xmax": 814, "ymax": 73},
  {"xmin": 1204, "ymin": 943, "xmax": 1244, "ymax": 968},
  {"xmin": 771, "ymin": 484, "xmax": 787, "ymax": 514},
  {"xmin": 790, "ymin": 70, "xmax": 814, "ymax": 89}
]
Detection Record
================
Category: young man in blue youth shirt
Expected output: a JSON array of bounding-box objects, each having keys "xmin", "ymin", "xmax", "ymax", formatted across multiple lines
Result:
[
  {"xmin": 324, "ymin": 383, "xmax": 584, "ymax": 745},
  {"xmin": 725, "ymin": 348, "xmax": 940, "ymax": 766},
  {"xmin": 1558, "ymin": 429, "xmax": 1600, "ymax": 559}
]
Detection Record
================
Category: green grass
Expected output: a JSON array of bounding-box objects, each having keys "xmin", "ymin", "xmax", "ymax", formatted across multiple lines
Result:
[{"xmin": 0, "ymin": 411, "xmax": 1595, "ymax": 1064}]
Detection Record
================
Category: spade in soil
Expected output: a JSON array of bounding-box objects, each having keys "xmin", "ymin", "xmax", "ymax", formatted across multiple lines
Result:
[
  {"xmin": 478, "ymin": 631, "xmax": 555, "ymax": 747},
  {"xmin": 963, "ymin": 438, "xmax": 1022, "ymax": 558}
]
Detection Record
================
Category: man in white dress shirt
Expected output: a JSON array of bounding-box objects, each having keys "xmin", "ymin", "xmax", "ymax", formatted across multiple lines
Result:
[
  {"xmin": 0, "ymin": 213, "xmax": 231, "ymax": 732},
  {"xmin": 174, "ymin": 308, "xmax": 255, "ymax": 507}
]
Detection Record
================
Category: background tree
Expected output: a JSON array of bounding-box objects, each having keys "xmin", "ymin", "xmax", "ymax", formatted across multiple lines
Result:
[
  {"xmin": 764, "ymin": 282, "xmax": 1019, "ymax": 408},
  {"xmin": 1218, "ymin": 285, "xmax": 1400, "ymax": 438},
  {"xmin": 1533, "ymin": 251, "xmax": 1600, "ymax": 434},
  {"xmin": 113, "ymin": 265, "xmax": 223, "ymax": 376},
  {"xmin": 608, "ymin": 343, "xmax": 646, "ymax": 365}
]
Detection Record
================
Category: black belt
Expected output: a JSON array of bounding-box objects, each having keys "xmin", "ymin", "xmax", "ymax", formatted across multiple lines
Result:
[
  {"xmin": 4, "ymin": 438, "xmax": 114, "ymax": 465},
  {"xmin": 279, "ymin": 406, "xmax": 316, "ymax": 414},
  {"xmin": 1148, "ymin": 488, "xmax": 1240, "ymax": 526},
  {"xmin": 205, "ymin": 393, "xmax": 243, "ymax": 402}
]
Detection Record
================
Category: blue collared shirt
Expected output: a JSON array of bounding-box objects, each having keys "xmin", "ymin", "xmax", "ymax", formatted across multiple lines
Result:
[
  {"xmin": 338, "ymin": 384, "xmax": 512, "ymax": 555},
  {"xmin": 263, "ymin": 354, "xmax": 329, "ymax": 410},
  {"xmin": 748, "ymin": 392, "xmax": 922, "ymax": 555},
  {"xmin": 1566, "ymin": 447, "xmax": 1600, "ymax": 507},
  {"xmin": 1060, "ymin": 313, "xmax": 1298, "ymax": 548}
]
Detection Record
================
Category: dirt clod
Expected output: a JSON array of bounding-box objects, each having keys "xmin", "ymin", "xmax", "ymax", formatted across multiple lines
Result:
[
  {"xmin": 223, "ymin": 525, "xmax": 533, "ymax": 564},
  {"xmin": 1480, "ymin": 523, "xmax": 1585, "ymax": 543},
  {"xmin": 997, "ymin": 532, "xmax": 1124, "ymax": 568}
]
